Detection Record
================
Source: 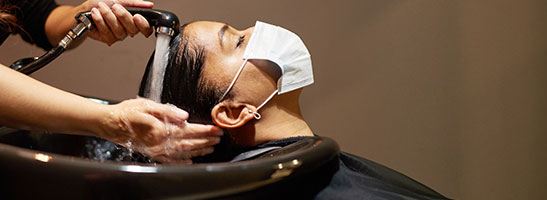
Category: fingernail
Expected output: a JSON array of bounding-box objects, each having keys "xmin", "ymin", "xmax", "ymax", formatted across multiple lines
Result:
[
  {"xmin": 211, "ymin": 126, "xmax": 224, "ymax": 135},
  {"xmin": 98, "ymin": 2, "xmax": 107, "ymax": 9},
  {"xmin": 91, "ymin": 7, "xmax": 98, "ymax": 15},
  {"xmin": 171, "ymin": 107, "xmax": 188, "ymax": 119},
  {"xmin": 112, "ymin": 4, "xmax": 121, "ymax": 12},
  {"xmin": 136, "ymin": 14, "xmax": 146, "ymax": 22},
  {"xmin": 133, "ymin": 14, "xmax": 142, "ymax": 22},
  {"xmin": 175, "ymin": 108, "xmax": 188, "ymax": 117},
  {"xmin": 143, "ymin": 1, "xmax": 154, "ymax": 7}
]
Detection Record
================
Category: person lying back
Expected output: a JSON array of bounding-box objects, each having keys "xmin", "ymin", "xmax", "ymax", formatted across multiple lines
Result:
[{"xmin": 139, "ymin": 21, "xmax": 450, "ymax": 200}]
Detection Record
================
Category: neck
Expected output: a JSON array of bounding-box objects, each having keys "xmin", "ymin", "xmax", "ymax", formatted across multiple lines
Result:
[
  {"xmin": 227, "ymin": 94, "xmax": 314, "ymax": 147},
  {"xmin": 254, "ymin": 105, "xmax": 314, "ymax": 145}
]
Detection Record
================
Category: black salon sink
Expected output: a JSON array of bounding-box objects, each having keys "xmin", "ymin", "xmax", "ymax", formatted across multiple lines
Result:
[{"xmin": 0, "ymin": 126, "xmax": 339, "ymax": 199}]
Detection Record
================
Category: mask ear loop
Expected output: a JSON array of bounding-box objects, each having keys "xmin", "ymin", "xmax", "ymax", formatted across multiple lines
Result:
[
  {"xmin": 219, "ymin": 59, "xmax": 248, "ymax": 101},
  {"xmin": 249, "ymin": 90, "xmax": 278, "ymax": 120},
  {"xmin": 218, "ymin": 58, "xmax": 278, "ymax": 120}
]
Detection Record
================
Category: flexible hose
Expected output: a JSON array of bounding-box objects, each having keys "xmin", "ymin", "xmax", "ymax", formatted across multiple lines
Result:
[
  {"xmin": 17, "ymin": 45, "xmax": 66, "ymax": 75},
  {"xmin": 11, "ymin": 8, "xmax": 179, "ymax": 75}
]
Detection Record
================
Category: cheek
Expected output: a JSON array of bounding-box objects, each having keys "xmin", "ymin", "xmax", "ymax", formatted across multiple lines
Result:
[
  {"xmin": 202, "ymin": 54, "xmax": 244, "ymax": 87},
  {"xmin": 241, "ymin": 62, "xmax": 278, "ymax": 95},
  {"xmin": 223, "ymin": 55, "xmax": 244, "ymax": 68},
  {"xmin": 212, "ymin": 50, "xmax": 246, "ymax": 76}
]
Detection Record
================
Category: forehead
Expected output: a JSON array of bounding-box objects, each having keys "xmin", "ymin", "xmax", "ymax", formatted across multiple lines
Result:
[
  {"xmin": 184, "ymin": 21, "xmax": 224, "ymax": 50},
  {"xmin": 183, "ymin": 21, "xmax": 241, "ymax": 87}
]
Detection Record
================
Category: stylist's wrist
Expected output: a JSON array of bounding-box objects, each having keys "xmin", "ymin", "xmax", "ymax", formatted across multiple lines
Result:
[
  {"xmin": 94, "ymin": 99, "xmax": 154, "ymax": 145},
  {"xmin": 95, "ymin": 104, "xmax": 128, "ymax": 144},
  {"xmin": 83, "ymin": 102, "xmax": 122, "ymax": 142}
]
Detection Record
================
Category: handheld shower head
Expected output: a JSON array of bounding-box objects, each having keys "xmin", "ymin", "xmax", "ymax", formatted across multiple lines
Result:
[
  {"xmin": 127, "ymin": 8, "xmax": 180, "ymax": 36},
  {"xmin": 79, "ymin": 8, "xmax": 180, "ymax": 36},
  {"xmin": 11, "ymin": 8, "xmax": 180, "ymax": 75}
]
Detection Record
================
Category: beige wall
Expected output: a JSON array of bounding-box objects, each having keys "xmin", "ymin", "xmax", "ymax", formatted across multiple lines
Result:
[{"xmin": 1, "ymin": 0, "xmax": 546, "ymax": 199}]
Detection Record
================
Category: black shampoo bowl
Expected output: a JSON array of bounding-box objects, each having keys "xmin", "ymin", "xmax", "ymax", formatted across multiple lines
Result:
[{"xmin": 0, "ymin": 125, "xmax": 339, "ymax": 199}]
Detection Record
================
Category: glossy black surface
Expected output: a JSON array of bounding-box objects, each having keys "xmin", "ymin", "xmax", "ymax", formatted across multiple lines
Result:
[{"xmin": 0, "ymin": 127, "xmax": 339, "ymax": 199}]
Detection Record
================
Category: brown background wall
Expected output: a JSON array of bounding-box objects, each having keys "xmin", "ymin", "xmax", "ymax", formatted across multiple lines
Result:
[{"xmin": 1, "ymin": 0, "xmax": 546, "ymax": 199}]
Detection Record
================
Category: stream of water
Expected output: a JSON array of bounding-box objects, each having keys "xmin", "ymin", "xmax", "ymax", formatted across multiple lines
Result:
[{"xmin": 145, "ymin": 33, "xmax": 171, "ymax": 102}]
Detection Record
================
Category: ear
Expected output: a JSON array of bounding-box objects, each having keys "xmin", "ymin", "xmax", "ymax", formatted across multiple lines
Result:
[{"xmin": 211, "ymin": 102, "xmax": 257, "ymax": 129}]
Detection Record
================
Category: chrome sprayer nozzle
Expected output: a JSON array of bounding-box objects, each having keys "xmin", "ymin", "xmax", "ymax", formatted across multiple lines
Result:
[
  {"xmin": 60, "ymin": 14, "xmax": 93, "ymax": 48},
  {"xmin": 156, "ymin": 26, "xmax": 175, "ymax": 37}
]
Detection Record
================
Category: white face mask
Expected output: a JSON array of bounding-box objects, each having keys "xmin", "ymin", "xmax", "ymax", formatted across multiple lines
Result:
[{"xmin": 219, "ymin": 21, "xmax": 314, "ymax": 119}]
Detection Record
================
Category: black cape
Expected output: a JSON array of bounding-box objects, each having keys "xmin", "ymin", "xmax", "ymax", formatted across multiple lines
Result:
[{"xmin": 223, "ymin": 136, "xmax": 451, "ymax": 200}]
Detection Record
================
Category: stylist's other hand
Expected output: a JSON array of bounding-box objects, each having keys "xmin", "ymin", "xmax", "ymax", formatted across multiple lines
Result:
[
  {"xmin": 80, "ymin": 0, "xmax": 154, "ymax": 46},
  {"xmin": 99, "ymin": 98, "xmax": 223, "ymax": 163}
]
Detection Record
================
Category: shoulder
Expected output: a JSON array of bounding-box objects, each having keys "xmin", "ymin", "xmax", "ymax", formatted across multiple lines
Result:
[
  {"xmin": 8, "ymin": 0, "xmax": 58, "ymax": 13},
  {"xmin": 7, "ymin": 0, "xmax": 59, "ymax": 50}
]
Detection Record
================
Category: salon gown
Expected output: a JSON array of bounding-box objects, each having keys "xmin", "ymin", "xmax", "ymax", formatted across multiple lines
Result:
[
  {"xmin": 0, "ymin": 0, "xmax": 58, "ymax": 50},
  {"xmin": 214, "ymin": 136, "xmax": 451, "ymax": 200}
]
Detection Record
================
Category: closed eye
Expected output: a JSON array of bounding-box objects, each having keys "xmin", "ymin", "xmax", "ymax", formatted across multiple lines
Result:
[{"xmin": 236, "ymin": 35, "xmax": 245, "ymax": 48}]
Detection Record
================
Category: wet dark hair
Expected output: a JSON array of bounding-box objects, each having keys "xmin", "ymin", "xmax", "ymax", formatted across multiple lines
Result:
[
  {"xmin": 139, "ymin": 24, "xmax": 225, "ymax": 124},
  {"xmin": 138, "ymin": 24, "xmax": 247, "ymax": 162}
]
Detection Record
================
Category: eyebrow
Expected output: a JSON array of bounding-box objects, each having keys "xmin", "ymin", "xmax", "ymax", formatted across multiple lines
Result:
[{"xmin": 218, "ymin": 24, "xmax": 229, "ymax": 47}]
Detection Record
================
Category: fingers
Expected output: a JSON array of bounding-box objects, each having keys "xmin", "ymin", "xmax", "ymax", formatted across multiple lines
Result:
[
  {"xmin": 98, "ymin": 2, "xmax": 127, "ymax": 41},
  {"xmin": 186, "ymin": 147, "xmax": 215, "ymax": 158},
  {"xmin": 108, "ymin": 98, "xmax": 224, "ymax": 162},
  {"xmin": 142, "ymin": 101, "xmax": 189, "ymax": 124},
  {"xmin": 117, "ymin": 0, "xmax": 154, "ymax": 8},
  {"xmin": 162, "ymin": 147, "xmax": 215, "ymax": 161},
  {"xmin": 169, "ymin": 136, "xmax": 221, "ymax": 151},
  {"xmin": 135, "ymin": 113, "xmax": 169, "ymax": 145},
  {"xmin": 167, "ymin": 122, "xmax": 224, "ymax": 138},
  {"xmin": 134, "ymin": 14, "xmax": 153, "ymax": 37},
  {"xmin": 111, "ymin": 4, "xmax": 139, "ymax": 37},
  {"xmin": 90, "ymin": 7, "xmax": 116, "ymax": 45},
  {"xmin": 132, "ymin": 127, "xmax": 220, "ymax": 161},
  {"xmin": 87, "ymin": 2, "xmax": 153, "ymax": 44},
  {"xmin": 153, "ymin": 156, "xmax": 192, "ymax": 164},
  {"xmin": 143, "ymin": 141, "xmax": 217, "ymax": 163}
]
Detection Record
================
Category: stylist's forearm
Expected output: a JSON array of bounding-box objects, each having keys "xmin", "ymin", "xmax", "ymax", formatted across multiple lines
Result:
[{"xmin": 0, "ymin": 65, "xmax": 106, "ymax": 136}]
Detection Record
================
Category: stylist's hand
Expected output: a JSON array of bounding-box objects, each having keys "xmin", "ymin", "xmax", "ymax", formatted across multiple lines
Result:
[
  {"xmin": 79, "ymin": 0, "xmax": 155, "ymax": 45},
  {"xmin": 99, "ymin": 98, "xmax": 223, "ymax": 163}
]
